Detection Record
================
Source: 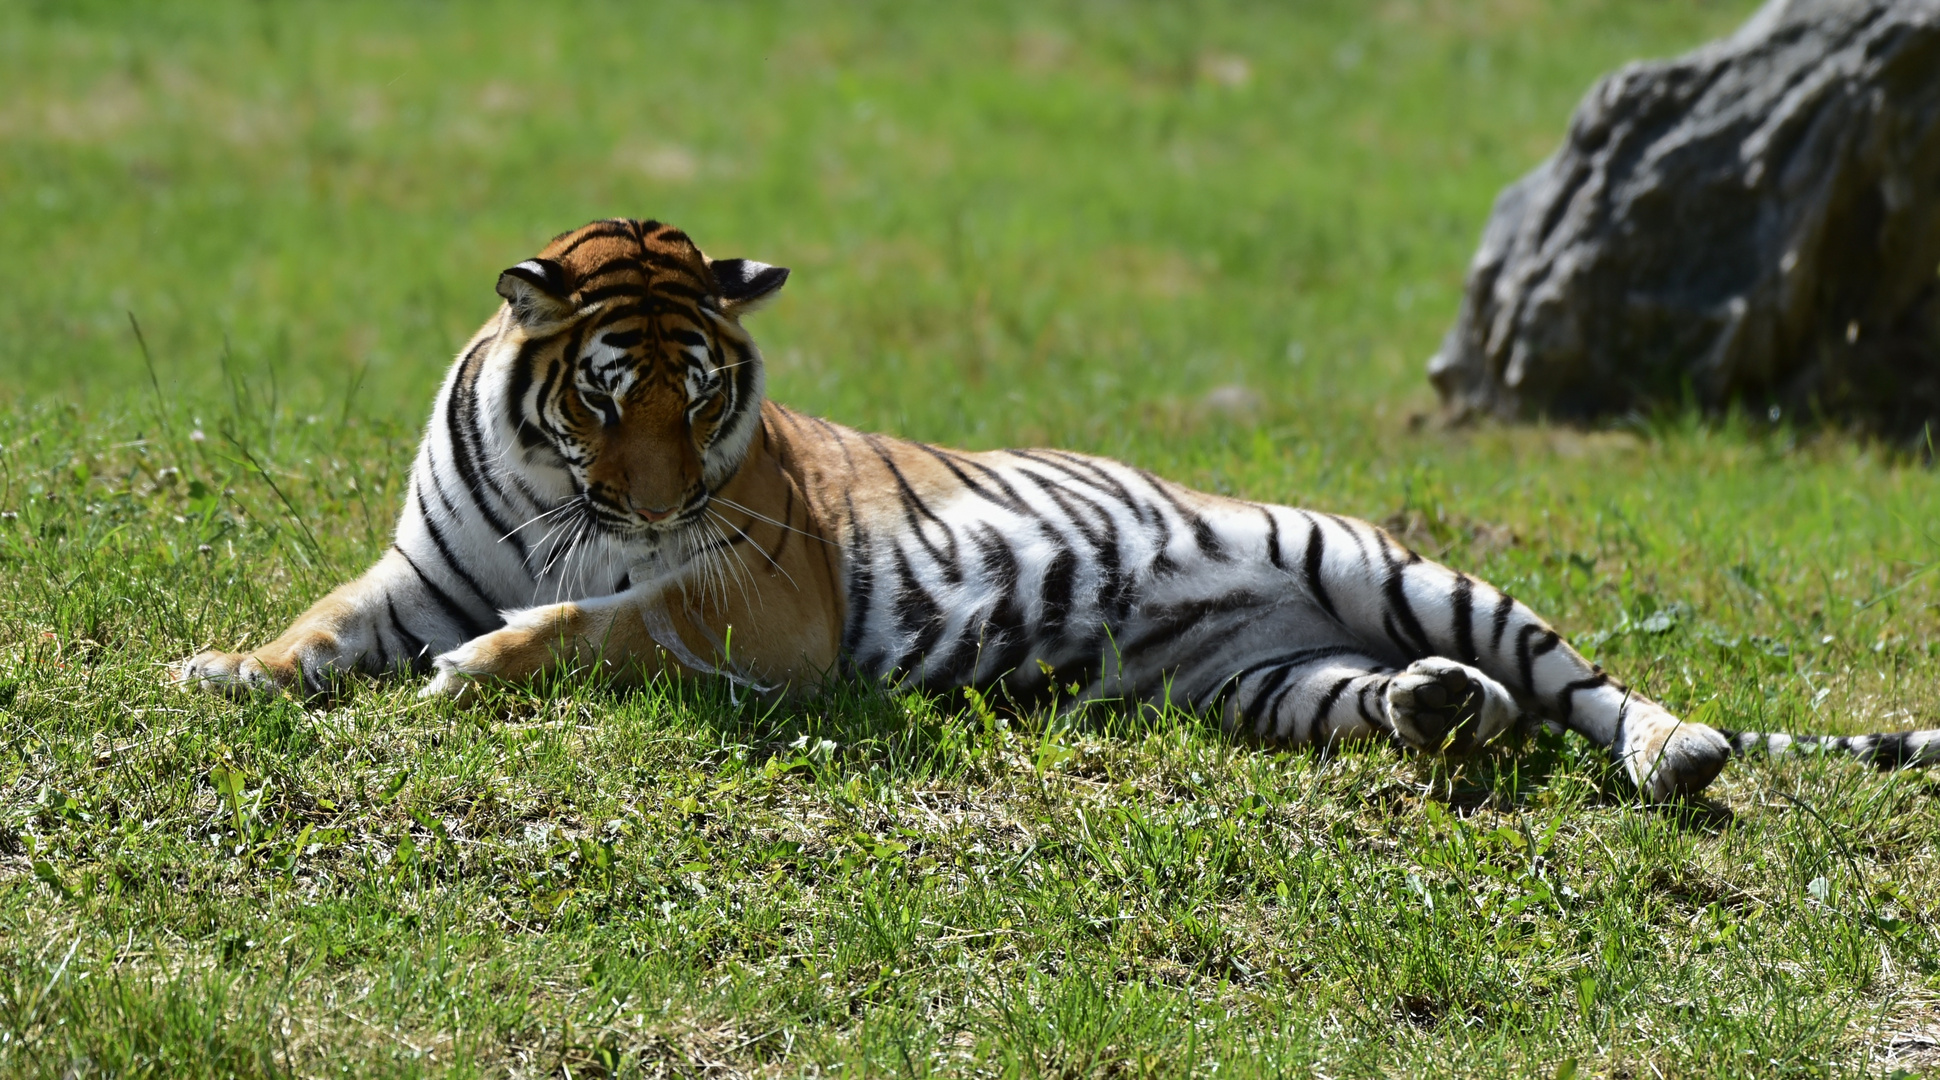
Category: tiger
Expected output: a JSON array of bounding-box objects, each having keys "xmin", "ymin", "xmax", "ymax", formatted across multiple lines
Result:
[{"xmin": 176, "ymin": 217, "xmax": 1940, "ymax": 800}]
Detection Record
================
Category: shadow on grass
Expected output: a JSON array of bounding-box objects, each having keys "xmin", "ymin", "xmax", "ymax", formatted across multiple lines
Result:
[{"xmin": 420, "ymin": 664, "xmax": 1764, "ymax": 834}]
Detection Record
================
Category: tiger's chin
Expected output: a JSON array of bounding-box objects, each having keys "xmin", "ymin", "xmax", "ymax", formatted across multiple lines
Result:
[{"xmin": 596, "ymin": 523, "xmax": 706, "ymax": 590}]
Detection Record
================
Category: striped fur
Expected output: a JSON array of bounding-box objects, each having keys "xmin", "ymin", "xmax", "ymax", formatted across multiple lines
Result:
[
  {"xmin": 1719, "ymin": 729, "xmax": 1940, "ymax": 768},
  {"xmin": 177, "ymin": 218, "xmax": 1940, "ymax": 800}
]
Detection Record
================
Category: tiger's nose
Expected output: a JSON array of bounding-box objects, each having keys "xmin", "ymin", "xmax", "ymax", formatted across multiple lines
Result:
[{"xmin": 628, "ymin": 497, "xmax": 678, "ymax": 523}]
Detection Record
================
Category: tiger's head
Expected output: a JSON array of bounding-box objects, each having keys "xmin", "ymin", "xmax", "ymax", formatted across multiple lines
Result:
[{"xmin": 487, "ymin": 218, "xmax": 787, "ymax": 544}]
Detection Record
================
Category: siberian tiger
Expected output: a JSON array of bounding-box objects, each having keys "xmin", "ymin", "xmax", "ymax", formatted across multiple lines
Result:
[{"xmin": 176, "ymin": 218, "xmax": 1940, "ymax": 799}]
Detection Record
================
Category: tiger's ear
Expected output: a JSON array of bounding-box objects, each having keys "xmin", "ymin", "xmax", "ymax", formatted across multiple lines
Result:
[
  {"xmin": 709, "ymin": 258, "xmax": 789, "ymax": 317},
  {"xmin": 496, "ymin": 258, "xmax": 576, "ymax": 332}
]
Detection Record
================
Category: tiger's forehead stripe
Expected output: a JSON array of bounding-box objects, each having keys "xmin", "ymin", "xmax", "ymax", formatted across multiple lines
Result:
[
  {"xmin": 509, "ymin": 224, "xmax": 733, "ymax": 420},
  {"xmin": 534, "ymin": 219, "xmax": 717, "ymax": 303}
]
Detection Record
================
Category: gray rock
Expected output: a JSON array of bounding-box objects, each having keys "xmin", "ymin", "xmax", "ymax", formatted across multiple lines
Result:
[{"xmin": 1428, "ymin": 0, "xmax": 1940, "ymax": 437}]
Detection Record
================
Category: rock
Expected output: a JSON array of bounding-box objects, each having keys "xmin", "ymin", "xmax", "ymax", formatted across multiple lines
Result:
[{"xmin": 1428, "ymin": 0, "xmax": 1940, "ymax": 438}]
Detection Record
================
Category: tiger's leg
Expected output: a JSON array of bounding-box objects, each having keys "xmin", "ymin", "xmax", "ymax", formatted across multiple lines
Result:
[
  {"xmin": 1290, "ymin": 511, "xmax": 1731, "ymax": 798},
  {"xmin": 177, "ymin": 546, "xmax": 491, "ymax": 696},
  {"xmin": 419, "ymin": 590, "xmax": 677, "ymax": 700},
  {"xmin": 1224, "ymin": 648, "xmax": 1519, "ymax": 753}
]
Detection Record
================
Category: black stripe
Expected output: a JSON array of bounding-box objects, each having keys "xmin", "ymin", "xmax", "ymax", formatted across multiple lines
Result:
[
  {"xmin": 726, "ymin": 339, "xmax": 760, "ymax": 429},
  {"xmin": 1009, "ymin": 466, "xmax": 1134, "ymax": 622},
  {"xmin": 506, "ymin": 337, "xmax": 549, "ymax": 453},
  {"xmin": 413, "ymin": 487, "xmax": 503, "ymax": 620},
  {"xmin": 370, "ymin": 606, "xmax": 396, "ymax": 667},
  {"xmin": 1228, "ymin": 644, "xmax": 1368, "ymax": 693},
  {"xmin": 444, "ymin": 355, "xmax": 531, "ymax": 565},
  {"xmin": 1302, "ymin": 516, "xmax": 1341, "ymax": 622},
  {"xmin": 1381, "ymin": 612, "xmax": 1417, "ymax": 662},
  {"xmin": 1032, "ymin": 452, "xmax": 1149, "ymax": 517},
  {"xmin": 1113, "ymin": 591, "xmax": 1269, "ymax": 669},
  {"xmin": 1190, "ymin": 515, "xmax": 1228, "ymax": 562},
  {"xmin": 1307, "ymin": 676, "xmax": 1355, "ymax": 741},
  {"xmin": 883, "ymin": 546, "xmax": 947, "ymax": 680},
  {"xmin": 772, "ymin": 403, "xmax": 813, "ymax": 438},
  {"xmin": 582, "ymin": 281, "xmax": 709, "ymax": 305},
  {"xmin": 1007, "ymin": 449, "xmax": 1130, "ymax": 505},
  {"xmin": 1554, "ymin": 673, "xmax": 1610, "ymax": 725},
  {"xmin": 1037, "ymin": 545, "xmax": 1079, "ymax": 644},
  {"xmin": 1264, "ymin": 508, "xmax": 1286, "ymax": 571},
  {"xmin": 550, "ymin": 223, "xmax": 638, "ymax": 259},
  {"xmin": 1326, "ymin": 513, "xmax": 1373, "ymax": 566},
  {"xmin": 1241, "ymin": 661, "xmax": 1300, "ymax": 735},
  {"xmin": 1451, "ymin": 574, "xmax": 1476, "ymax": 664},
  {"xmin": 572, "ymin": 283, "xmax": 651, "ymax": 304},
  {"xmin": 1131, "ymin": 466, "xmax": 1229, "ymax": 562},
  {"xmin": 573, "ymin": 263, "xmax": 648, "ymax": 291},
  {"xmin": 1381, "ymin": 542, "xmax": 1432, "ymax": 658},
  {"xmin": 838, "ymin": 493, "xmax": 875, "ymax": 665},
  {"xmin": 386, "ymin": 596, "xmax": 429, "ymax": 665},
  {"xmin": 1260, "ymin": 669, "xmax": 1309, "ymax": 739},
  {"xmin": 952, "ymin": 452, "xmax": 1039, "ymax": 516},
  {"xmin": 1514, "ymin": 624, "xmax": 1560, "ymax": 695},
  {"xmin": 1490, "ymin": 594, "xmax": 1515, "ymax": 653},
  {"xmin": 913, "ymin": 444, "xmax": 1014, "ymax": 511},
  {"xmin": 1356, "ymin": 683, "xmax": 1383, "ymax": 732},
  {"xmin": 525, "ymin": 345, "xmax": 571, "ymax": 450},
  {"xmin": 969, "ymin": 525, "xmax": 1033, "ymax": 683},
  {"xmin": 1869, "ymin": 732, "xmax": 1916, "ymax": 768},
  {"xmin": 1515, "ymin": 624, "xmax": 1539, "ymax": 695},
  {"xmin": 393, "ymin": 544, "xmax": 492, "ymax": 638},
  {"xmin": 808, "ymin": 412, "xmax": 849, "ymax": 444},
  {"xmin": 865, "ymin": 435, "xmax": 963, "ymax": 584}
]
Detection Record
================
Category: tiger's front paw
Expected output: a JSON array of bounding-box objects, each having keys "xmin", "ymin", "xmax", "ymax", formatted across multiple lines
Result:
[
  {"xmin": 1386, "ymin": 657, "xmax": 1519, "ymax": 754},
  {"xmin": 420, "ymin": 616, "xmax": 565, "ymax": 701},
  {"xmin": 421, "ymin": 638, "xmax": 494, "ymax": 702},
  {"xmin": 420, "ymin": 665, "xmax": 478, "ymax": 703},
  {"xmin": 176, "ymin": 635, "xmax": 339, "ymax": 697},
  {"xmin": 176, "ymin": 650, "xmax": 291, "ymax": 696}
]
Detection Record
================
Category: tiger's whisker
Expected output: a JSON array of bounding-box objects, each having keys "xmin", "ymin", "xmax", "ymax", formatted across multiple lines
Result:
[
  {"xmin": 528, "ymin": 504, "xmax": 585, "ymax": 577},
  {"xmin": 707, "ymin": 507, "xmax": 797, "ymax": 594},
  {"xmin": 500, "ymin": 497, "xmax": 585, "ymax": 544},
  {"xmin": 703, "ymin": 516, "xmax": 758, "ymax": 611},
  {"xmin": 709, "ymin": 495, "xmax": 830, "ymax": 546}
]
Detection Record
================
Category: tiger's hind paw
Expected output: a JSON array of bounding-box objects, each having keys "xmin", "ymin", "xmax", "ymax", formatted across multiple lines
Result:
[
  {"xmin": 1386, "ymin": 658, "xmax": 1519, "ymax": 754},
  {"xmin": 1622, "ymin": 711, "xmax": 1732, "ymax": 800}
]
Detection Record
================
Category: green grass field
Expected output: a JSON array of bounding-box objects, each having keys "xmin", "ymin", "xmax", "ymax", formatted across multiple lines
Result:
[{"xmin": 6, "ymin": 1, "xmax": 1940, "ymax": 1075}]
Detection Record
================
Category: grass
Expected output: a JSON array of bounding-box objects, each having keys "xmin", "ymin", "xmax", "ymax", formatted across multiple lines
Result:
[{"xmin": 5, "ymin": 0, "xmax": 1940, "ymax": 1075}]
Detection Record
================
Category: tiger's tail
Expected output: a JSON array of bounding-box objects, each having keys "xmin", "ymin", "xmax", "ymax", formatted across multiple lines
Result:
[{"xmin": 1717, "ymin": 727, "xmax": 1940, "ymax": 769}]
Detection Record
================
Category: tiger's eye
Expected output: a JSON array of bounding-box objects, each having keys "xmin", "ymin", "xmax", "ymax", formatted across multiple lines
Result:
[{"xmin": 580, "ymin": 390, "xmax": 618, "ymax": 423}]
